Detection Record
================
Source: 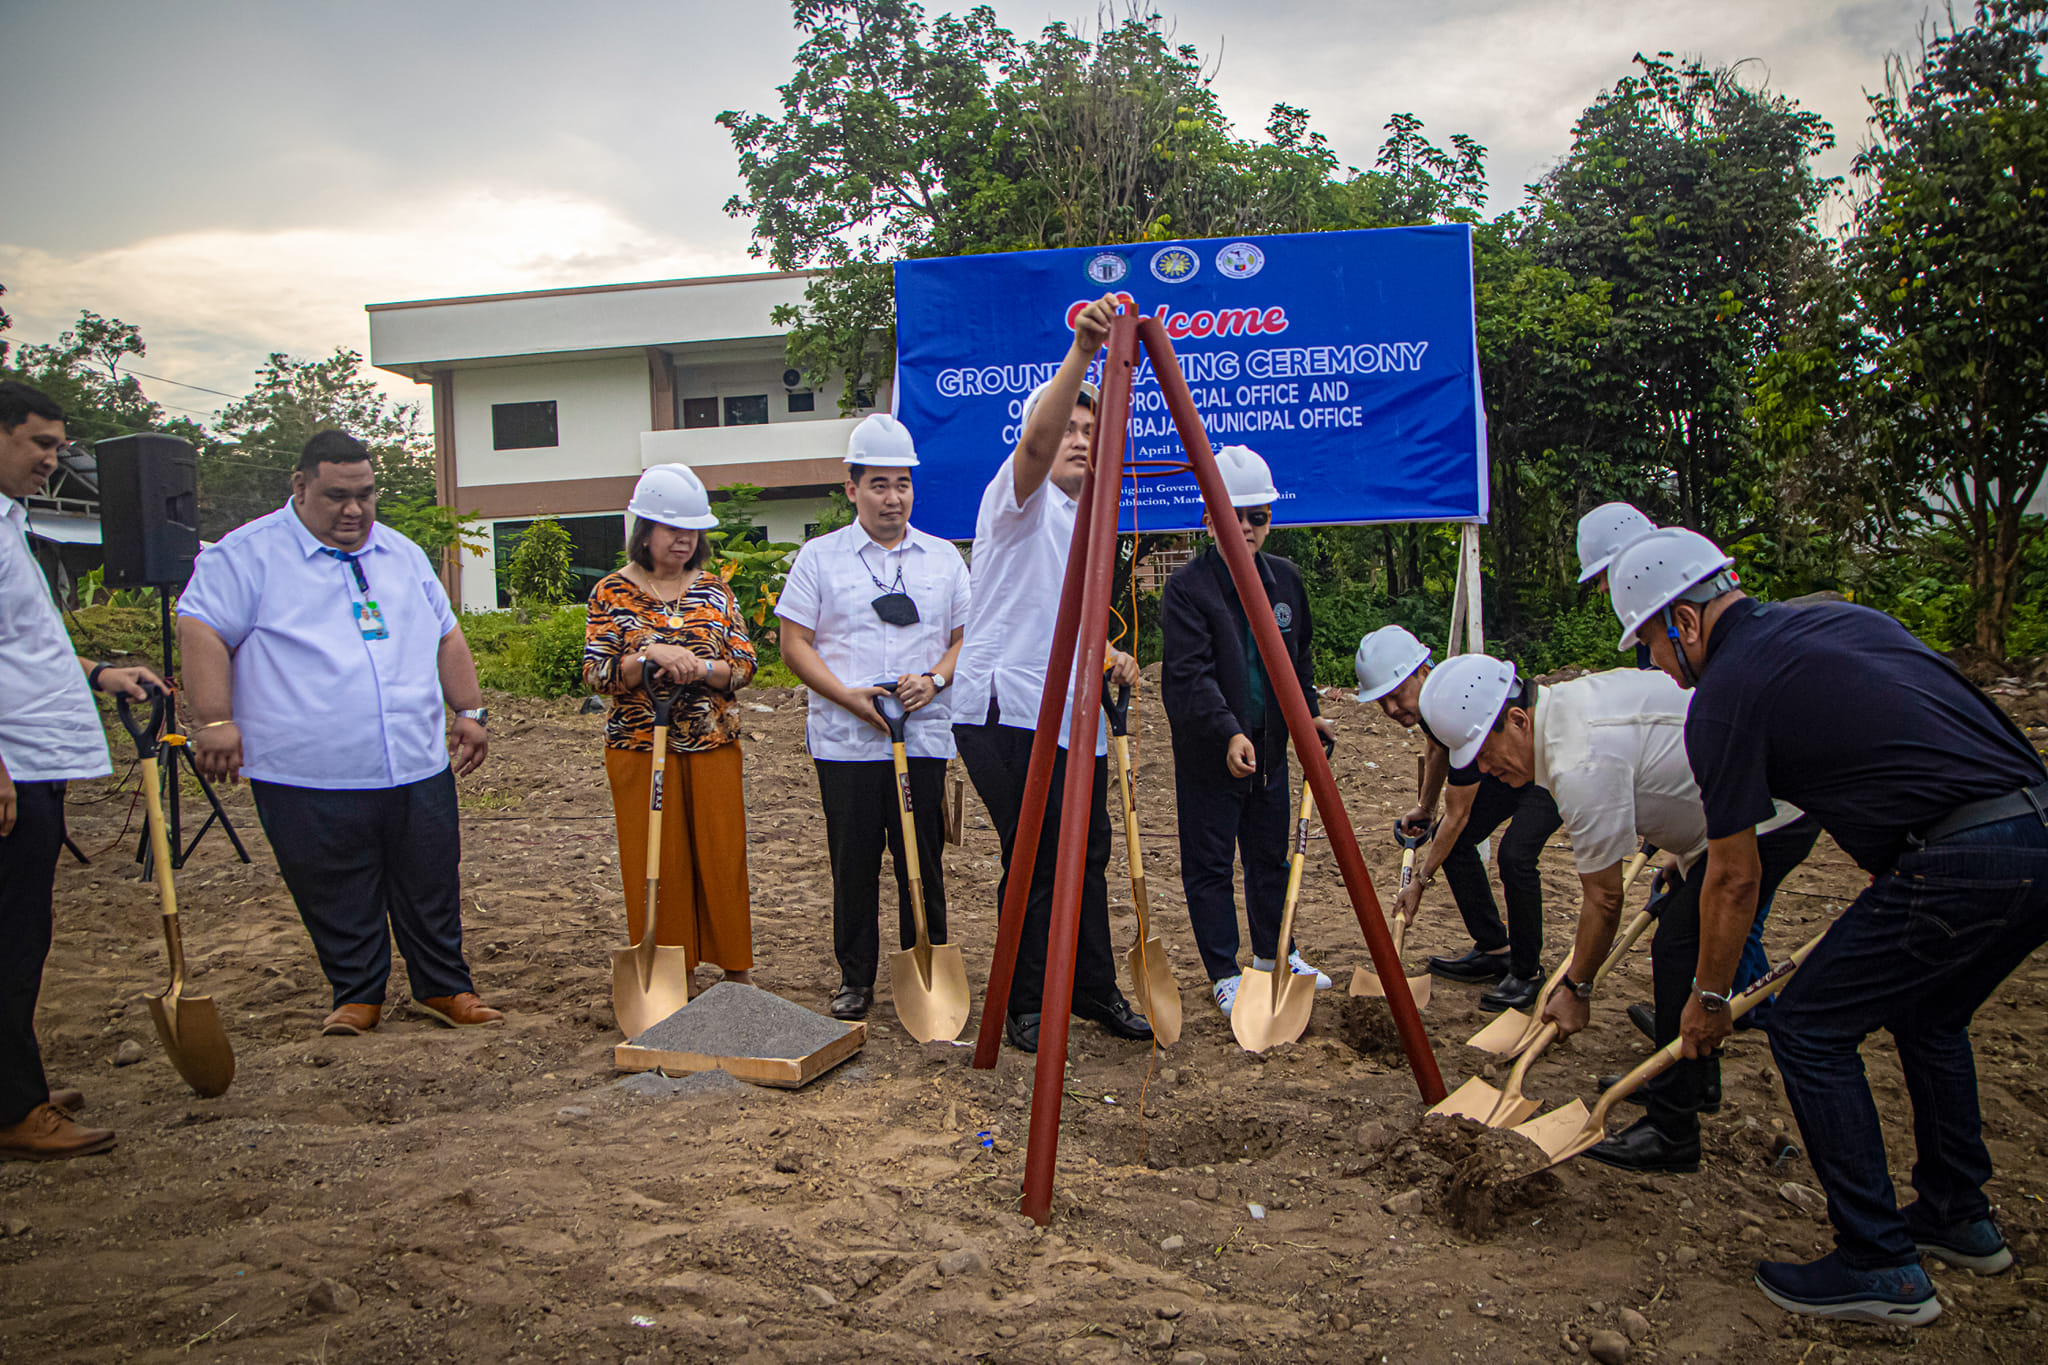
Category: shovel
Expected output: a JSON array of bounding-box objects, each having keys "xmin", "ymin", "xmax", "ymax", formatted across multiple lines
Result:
[
  {"xmin": 1464, "ymin": 846, "xmax": 1658, "ymax": 1058},
  {"xmin": 612, "ymin": 675, "xmax": 694, "ymax": 1039},
  {"xmin": 1103, "ymin": 679, "xmax": 1181, "ymax": 1045},
  {"xmin": 1349, "ymin": 757, "xmax": 1432, "ymax": 1007},
  {"xmin": 1506, "ymin": 928, "xmax": 1827, "ymax": 1170},
  {"xmin": 874, "ymin": 688, "xmax": 970, "ymax": 1042},
  {"xmin": 1231, "ymin": 776, "xmax": 1321, "ymax": 1053},
  {"xmin": 119, "ymin": 688, "xmax": 235, "ymax": 1098}
]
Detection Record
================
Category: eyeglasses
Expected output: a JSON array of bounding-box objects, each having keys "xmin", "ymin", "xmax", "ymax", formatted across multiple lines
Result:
[{"xmin": 1235, "ymin": 508, "xmax": 1272, "ymax": 528}]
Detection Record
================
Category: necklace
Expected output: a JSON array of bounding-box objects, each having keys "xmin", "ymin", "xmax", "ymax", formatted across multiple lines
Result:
[{"xmin": 642, "ymin": 569, "xmax": 695, "ymax": 630}]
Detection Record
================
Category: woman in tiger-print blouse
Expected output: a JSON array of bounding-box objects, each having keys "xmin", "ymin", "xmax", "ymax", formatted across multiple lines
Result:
[{"xmin": 584, "ymin": 464, "xmax": 759, "ymax": 988}]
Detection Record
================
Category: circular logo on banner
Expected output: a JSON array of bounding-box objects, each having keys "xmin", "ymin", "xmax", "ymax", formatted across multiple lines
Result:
[
  {"xmin": 1086, "ymin": 252, "xmax": 1128, "ymax": 285},
  {"xmin": 1216, "ymin": 241, "xmax": 1266, "ymax": 279},
  {"xmin": 1150, "ymin": 246, "xmax": 1200, "ymax": 283},
  {"xmin": 1273, "ymin": 602, "xmax": 1294, "ymax": 631}
]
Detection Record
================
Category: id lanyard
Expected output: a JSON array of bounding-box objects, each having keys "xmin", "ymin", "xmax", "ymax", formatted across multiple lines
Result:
[
  {"xmin": 322, "ymin": 547, "xmax": 388, "ymax": 640},
  {"xmin": 862, "ymin": 546, "xmax": 919, "ymax": 627}
]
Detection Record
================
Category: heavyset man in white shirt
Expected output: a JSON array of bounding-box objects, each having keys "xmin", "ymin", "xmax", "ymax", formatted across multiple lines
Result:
[
  {"xmin": 0, "ymin": 381, "xmax": 163, "ymax": 1162},
  {"xmin": 776, "ymin": 414, "xmax": 971, "ymax": 1021},
  {"xmin": 1420, "ymin": 655, "xmax": 1813, "ymax": 1174},
  {"xmin": 178, "ymin": 430, "xmax": 501, "ymax": 1038},
  {"xmin": 950, "ymin": 294, "xmax": 1149, "ymax": 1054}
]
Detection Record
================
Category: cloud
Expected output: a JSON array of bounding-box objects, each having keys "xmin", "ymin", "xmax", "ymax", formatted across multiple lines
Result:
[{"xmin": 1, "ymin": 190, "xmax": 757, "ymax": 408}]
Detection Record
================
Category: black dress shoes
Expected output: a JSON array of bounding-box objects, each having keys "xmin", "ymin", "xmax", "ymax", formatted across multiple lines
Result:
[
  {"xmin": 830, "ymin": 985, "xmax": 873, "ymax": 1021},
  {"xmin": 1584, "ymin": 1115, "xmax": 1701, "ymax": 1174},
  {"xmin": 1479, "ymin": 971, "xmax": 1541, "ymax": 1013},
  {"xmin": 1627, "ymin": 1002, "xmax": 1658, "ymax": 1040},
  {"xmin": 1005, "ymin": 1012, "xmax": 1041, "ymax": 1052},
  {"xmin": 1075, "ymin": 992, "xmax": 1155, "ymax": 1042},
  {"xmin": 1601, "ymin": 1071, "xmax": 1722, "ymax": 1115},
  {"xmin": 1427, "ymin": 947, "xmax": 1513, "ymax": 983}
]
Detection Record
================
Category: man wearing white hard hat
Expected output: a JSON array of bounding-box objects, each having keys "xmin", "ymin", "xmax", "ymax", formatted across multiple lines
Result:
[
  {"xmin": 1353, "ymin": 624, "xmax": 1561, "ymax": 1012},
  {"xmin": 1160, "ymin": 445, "xmax": 1334, "ymax": 1015},
  {"xmin": 1576, "ymin": 501, "xmax": 1659, "ymax": 670},
  {"xmin": 1606, "ymin": 526, "xmax": 2047, "ymax": 1325},
  {"xmin": 1418, "ymin": 651, "xmax": 1814, "ymax": 1175},
  {"xmin": 952, "ymin": 293, "xmax": 1149, "ymax": 1054},
  {"xmin": 776, "ymin": 414, "xmax": 971, "ymax": 1020}
]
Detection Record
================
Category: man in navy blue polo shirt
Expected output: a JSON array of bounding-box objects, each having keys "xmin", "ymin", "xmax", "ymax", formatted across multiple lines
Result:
[{"xmin": 1608, "ymin": 527, "xmax": 2048, "ymax": 1327}]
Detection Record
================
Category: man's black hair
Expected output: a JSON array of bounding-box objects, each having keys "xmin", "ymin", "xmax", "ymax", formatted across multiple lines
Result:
[
  {"xmin": 1488, "ymin": 672, "xmax": 1532, "ymax": 733},
  {"xmin": 0, "ymin": 380, "xmax": 64, "ymax": 433},
  {"xmin": 847, "ymin": 463, "xmax": 914, "ymax": 486},
  {"xmin": 298, "ymin": 429, "xmax": 372, "ymax": 474}
]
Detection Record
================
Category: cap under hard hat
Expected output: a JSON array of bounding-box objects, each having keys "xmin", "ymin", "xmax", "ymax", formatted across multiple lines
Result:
[
  {"xmin": 1609, "ymin": 527, "xmax": 1738, "ymax": 650},
  {"xmin": 1417, "ymin": 653, "xmax": 1523, "ymax": 771},
  {"xmin": 627, "ymin": 462, "xmax": 720, "ymax": 531},
  {"xmin": 1021, "ymin": 376, "xmax": 1101, "ymax": 427},
  {"xmin": 1353, "ymin": 624, "xmax": 1432, "ymax": 703},
  {"xmin": 1215, "ymin": 445, "xmax": 1279, "ymax": 508},
  {"xmin": 1576, "ymin": 502, "xmax": 1658, "ymax": 584},
  {"xmin": 845, "ymin": 412, "xmax": 919, "ymax": 467}
]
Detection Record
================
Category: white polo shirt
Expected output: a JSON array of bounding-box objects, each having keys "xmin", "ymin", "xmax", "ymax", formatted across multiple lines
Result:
[
  {"xmin": 1531, "ymin": 667, "xmax": 1801, "ymax": 875},
  {"xmin": 775, "ymin": 520, "xmax": 971, "ymax": 762},
  {"xmin": 0, "ymin": 495, "xmax": 111, "ymax": 782},
  {"xmin": 951, "ymin": 454, "xmax": 1106, "ymax": 756},
  {"xmin": 177, "ymin": 503, "xmax": 458, "ymax": 790}
]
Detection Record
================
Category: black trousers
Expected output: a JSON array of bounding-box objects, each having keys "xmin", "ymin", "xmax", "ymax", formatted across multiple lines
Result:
[
  {"xmin": 1439, "ymin": 778, "xmax": 1562, "ymax": 978},
  {"xmin": 0, "ymin": 781, "xmax": 64, "ymax": 1127},
  {"xmin": 953, "ymin": 716, "xmax": 1119, "ymax": 1016},
  {"xmin": 815, "ymin": 757, "xmax": 950, "ymax": 989},
  {"xmin": 1175, "ymin": 761, "xmax": 1293, "ymax": 982},
  {"xmin": 251, "ymin": 768, "xmax": 473, "ymax": 1009},
  {"xmin": 1644, "ymin": 823, "xmax": 1815, "ymax": 1136}
]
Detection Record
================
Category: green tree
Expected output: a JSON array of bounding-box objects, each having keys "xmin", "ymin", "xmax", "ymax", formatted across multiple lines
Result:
[
  {"xmin": 3, "ymin": 308, "xmax": 179, "ymax": 447},
  {"xmin": 505, "ymin": 516, "xmax": 577, "ymax": 607}
]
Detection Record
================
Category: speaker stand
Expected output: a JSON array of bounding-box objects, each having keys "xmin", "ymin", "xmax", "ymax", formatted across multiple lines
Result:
[{"xmin": 135, "ymin": 587, "xmax": 252, "ymax": 877}]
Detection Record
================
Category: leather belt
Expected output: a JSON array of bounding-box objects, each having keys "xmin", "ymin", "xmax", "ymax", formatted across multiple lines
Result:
[{"xmin": 1909, "ymin": 778, "xmax": 2048, "ymax": 850}]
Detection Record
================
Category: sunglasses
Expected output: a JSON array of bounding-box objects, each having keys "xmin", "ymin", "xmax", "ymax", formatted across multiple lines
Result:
[{"xmin": 1235, "ymin": 508, "xmax": 1272, "ymax": 528}]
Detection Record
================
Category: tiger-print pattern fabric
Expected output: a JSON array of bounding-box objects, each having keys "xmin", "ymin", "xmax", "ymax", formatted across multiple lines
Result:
[{"xmin": 583, "ymin": 570, "xmax": 757, "ymax": 753}]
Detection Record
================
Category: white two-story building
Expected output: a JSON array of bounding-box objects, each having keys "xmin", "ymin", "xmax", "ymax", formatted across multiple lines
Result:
[{"xmin": 366, "ymin": 270, "xmax": 884, "ymax": 612}]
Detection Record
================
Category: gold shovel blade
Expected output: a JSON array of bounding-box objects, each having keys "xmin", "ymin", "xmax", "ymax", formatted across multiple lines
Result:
[
  {"xmin": 888, "ymin": 941, "xmax": 971, "ymax": 1043},
  {"xmin": 1465, "ymin": 1005, "xmax": 1541, "ymax": 1055},
  {"xmin": 1509, "ymin": 1098, "xmax": 1597, "ymax": 1165},
  {"xmin": 146, "ymin": 990, "xmax": 235, "ymax": 1098},
  {"xmin": 612, "ymin": 944, "xmax": 694, "ymax": 1040},
  {"xmin": 1126, "ymin": 938, "xmax": 1182, "ymax": 1047},
  {"xmin": 1348, "ymin": 965, "xmax": 1433, "ymax": 1009},
  {"xmin": 1231, "ymin": 966, "xmax": 1315, "ymax": 1053},
  {"xmin": 1429, "ymin": 1074, "xmax": 1506, "ymax": 1122}
]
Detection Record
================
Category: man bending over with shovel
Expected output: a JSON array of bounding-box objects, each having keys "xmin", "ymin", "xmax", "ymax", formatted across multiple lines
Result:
[
  {"xmin": 951, "ymin": 294, "xmax": 1149, "ymax": 1054},
  {"xmin": 1605, "ymin": 526, "xmax": 2048, "ymax": 1326},
  {"xmin": 1418, "ymin": 651, "xmax": 1812, "ymax": 1174}
]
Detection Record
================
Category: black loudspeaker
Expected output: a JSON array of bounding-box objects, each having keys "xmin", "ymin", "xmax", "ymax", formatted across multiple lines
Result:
[{"xmin": 97, "ymin": 433, "xmax": 200, "ymax": 587}]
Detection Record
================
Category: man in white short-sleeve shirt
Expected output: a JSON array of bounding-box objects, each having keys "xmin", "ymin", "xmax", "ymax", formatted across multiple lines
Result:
[
  {"xmin": 950, "ymin": 295, "xmax": 1149, "ymax": 1054},
  {"xmin": 0, "ymin": 381, "xmax": 162, "ymax": 1162},
  {"xmin": 177, "ymin": 429, "xmax": 501, "ymax": 1039},
  {"xmin": 777, "ymin": 414, "xmax": 971, "ymax": 1021},
  {"xmin": 1421, "ymin": 658, "xmax": 1814, "ymax": 1175}
]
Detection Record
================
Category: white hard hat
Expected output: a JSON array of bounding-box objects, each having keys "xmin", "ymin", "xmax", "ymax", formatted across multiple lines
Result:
[
  {"xmin": 1021, "ymin": 376, "xmax": 1100, "ymax": 427},
  {"xmin": 1609, "ymin": 527, "xmax": 1738, "ymax": 650},
  {"xmin": 1418, "ymin": 653, "xmax": 1521, "ymax": 770},
  {"xmin": 846, "ymin": 412, "xmax": 919, "ymax": 467},
  {"xmin": 627, "ymin": 463, "xmax": 719, "ymax": 531},
  {"xmin": 1215, "ymin": 445, "xmax": 1279, "ymax": 507},
  {"xmin": 1353, "ymin": 624, "xmax": 1431, "ymax": 703},
  {"xmin": 1576, "ymin": 501, "xmax": 1657, "ymax": 583}
]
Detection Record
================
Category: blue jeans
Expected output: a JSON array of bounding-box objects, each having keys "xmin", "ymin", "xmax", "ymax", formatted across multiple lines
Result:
[{"xmin": 1764, "ymin": 813, "xmax": 2048, "ymax": 1268}]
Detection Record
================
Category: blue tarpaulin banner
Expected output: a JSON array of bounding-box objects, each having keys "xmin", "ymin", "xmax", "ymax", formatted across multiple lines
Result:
[{"xmin": 892, "ymin": 225, "xmax": 1488, "ymax": 541}]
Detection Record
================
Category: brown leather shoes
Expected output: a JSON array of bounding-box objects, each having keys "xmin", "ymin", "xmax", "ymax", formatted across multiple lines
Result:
[
  {"xmin": 48, "ymin": 1088, "xmax": 84, "ymax": 1114},
  {"xmin": 0, "ymin": 1103, "xmax": 116, "ymax": 1162},
  {"xmin": 414, "ymin": 992, "xmax": 503, "ymax": 1027},
  {"xmin": 321, "ymin": 1003, "xmax": 383, "ymax": 1036}
]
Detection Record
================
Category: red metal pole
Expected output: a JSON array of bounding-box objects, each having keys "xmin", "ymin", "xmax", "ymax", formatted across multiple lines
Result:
[
  {"xmin": 1019, "ymin": 312, "xmax": 1137, "ymax": 1225},
  {"xmin": 970, "ymin": 385, "xmax": 1102, "ymax": 1070},
  {"xmin": 1136, "ymin": 317, "xmax": 1447, "ymax": 1104}
]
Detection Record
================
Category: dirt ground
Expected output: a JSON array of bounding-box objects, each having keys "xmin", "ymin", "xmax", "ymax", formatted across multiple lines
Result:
[{"xmin": 6, "ymin": 672, "xmax": 2048, "ymax": 1365}]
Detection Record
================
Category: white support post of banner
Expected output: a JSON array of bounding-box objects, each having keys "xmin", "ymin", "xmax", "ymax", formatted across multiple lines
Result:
[{"xmin": 1445, "ymin": 523, "xmax": 1485, "ymax": 656}]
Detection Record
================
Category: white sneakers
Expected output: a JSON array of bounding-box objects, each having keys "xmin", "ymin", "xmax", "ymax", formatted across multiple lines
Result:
[
  {"xmin": 1253, "ymin": 951, "xmax": 1334, "ymax": 990},
  {"xmin": 1214, "ymin": 975, "xmax": 1242, "ymax": 1016}
]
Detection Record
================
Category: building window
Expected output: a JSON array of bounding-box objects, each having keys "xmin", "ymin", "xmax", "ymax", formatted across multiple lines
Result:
[
  {"xmin": 853, "ymin": 389, "xmax": 875, "ymax": 410},
  {"xmin": 491, "ymin": 400, "xmax": 558, "ymax": 450},
  {"xmin": 723, "ymin": 395, "xmax": 769, "ymax": 427},
  {"xmin": 491, "ymin": 514, "xmax": 625, "ymax": 607},
  {"xmin": 682, "ymin": 397, "xmax": 719, "ymax": 429},
  {"xmin": 785, "ymin": 391, "xmax": 816, "ymax": 414}
]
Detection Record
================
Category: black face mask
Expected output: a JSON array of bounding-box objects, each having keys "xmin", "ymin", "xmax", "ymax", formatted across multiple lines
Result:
[{"xmin": 871, "ymin": 591, "xmax": 921, "ymax": 626}]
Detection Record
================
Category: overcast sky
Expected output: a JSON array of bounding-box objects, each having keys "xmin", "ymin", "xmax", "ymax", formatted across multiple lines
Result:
[{"xmin": 0, "ymin": 0, "xmax": 1930, "ymax": 418}]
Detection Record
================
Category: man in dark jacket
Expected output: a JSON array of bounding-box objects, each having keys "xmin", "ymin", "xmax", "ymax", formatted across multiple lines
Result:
[{"xmin": 1160, "ymin": 445, "xmax": 1335, "ymax": 1016}]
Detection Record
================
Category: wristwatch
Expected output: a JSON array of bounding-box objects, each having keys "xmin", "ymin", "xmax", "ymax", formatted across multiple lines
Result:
[
  {"xmin": 1559, "ymin": 971, "xmax": 1594, "ymax": 1001},
  {"xmin": 1693, "ymin": 980, "xmax": 1732, "ymax": 1014},
  {"xmin": 457, "ymin": 707, "xmax": 489, "ymax": 726},
  {"xmin": 926, "ymin": 671, "xmax": 948, "ymax": 690}
]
